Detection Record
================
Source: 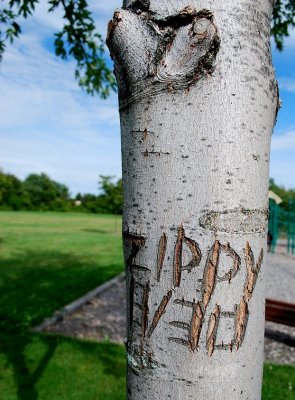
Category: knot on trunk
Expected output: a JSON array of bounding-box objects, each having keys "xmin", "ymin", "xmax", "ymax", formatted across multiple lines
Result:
[{"xmin": 107, "ymin": 7, "xmax": 220, "ymax": 106}]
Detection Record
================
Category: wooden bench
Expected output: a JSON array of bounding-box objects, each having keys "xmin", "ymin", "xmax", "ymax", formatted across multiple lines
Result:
[{"xmin": 265, "ymin": 298, "xmax": 295, "ymax": 327}]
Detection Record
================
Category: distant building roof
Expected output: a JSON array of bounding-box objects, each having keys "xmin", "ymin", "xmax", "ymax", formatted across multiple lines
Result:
[{"xmin": 269, "ymin": 190, "xmax": 283, "ymax": 204}]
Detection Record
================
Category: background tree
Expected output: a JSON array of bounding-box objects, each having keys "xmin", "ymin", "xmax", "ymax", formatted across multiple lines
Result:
[
  {"xmin": 22, "ymin": 173, "xmax": 70, "ymax": 210},
  {"xmin": 79, "ymin": 176, "xmax": 123, "ymax": 214},
  {"xmin": 0, "ymin": 0, "xmax": 116, "ymax": 97},
  {"xmin": 0, "ymin": 169, "xmax": 124, "ymax": 214},
  {"xmin": 272, "ymin": 0, "xmax": 295, "ymax": 50},
  {"xmin": 98, "ymin": 175, "xmax": 123, "ymax": 215},
  {"xmin": 269, "ymin": 177, "xmax": 295, "ymax": 208},
  {"xmin": 0, "ymin": 169, "xmax": 30, "ymax": 210}
]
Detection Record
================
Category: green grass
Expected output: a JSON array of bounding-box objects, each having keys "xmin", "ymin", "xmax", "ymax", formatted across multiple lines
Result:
[
  {"xmin": 0, "ymin": 211, "xmax": 294, "ymax": 399},
  {"xmin": 263, "ymin": 364, "xmax": 295, "ymax": 399},
  {"xmin": 0, "ymin": 211, "xmax": 125, "ymax": 400},
  {"xmin": 0, "ymin": 211, "xmax": 123, "ymax": 327}
]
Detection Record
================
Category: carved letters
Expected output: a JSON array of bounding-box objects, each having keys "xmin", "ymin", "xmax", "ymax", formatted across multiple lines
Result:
[
  {"xmin": 173, "ymin": 225, "xmax": 202, "ymax": 287},
  {"xmin": 124, "ymin": 227, "xmax": 263, "ymax": 358}
]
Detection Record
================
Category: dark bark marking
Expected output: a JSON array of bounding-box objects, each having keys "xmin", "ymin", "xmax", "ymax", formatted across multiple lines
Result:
[
  {"xmin": 173, "ymin": 225, "xmax": 184, "ymax": 287},
  {"xmin": 244, "ymin": 242, "xmax": 263, "ymax": 302},
  {"xmin": 173, "ymin": 225, "xmax": 202, "ymax": 287},
  {"xmin": 147, "ymin": 290, "xmax": 172, "ymax": 337},
  {"xmin": 206, "ymin": 304, "xmax": 221, "ymax": 356},
  {"xmin": 168, "ymin": 337, "xmax": 189, "ymax": 347},
  {"xmin": 235, "ymin": 298, "xmax": 249, "ymax": 349},
  {"xmin": 210, "ymin": 306, "xmax": 242, "ymax": 352},
  {"xmin": 235, "ymin": 243, "xmax": 263, "ymax": 349},
  {"xmin": 157, "ymin": 233, "xmax": 167, "ymax": 281},
  {"xmin": 142, "ymin": 282, "xmax": 150, "ymax": 337},
  {"xmin": 169, "ymin": 321, "xmax": 190, "ymax": 330},
  {"xmin": 124, "ymin": 231, "xmax": 151, "ymax": 355},
  {"xmin": 151, "ymin": 6, "xmax": 198, "ymax": 27},
  {"xmin": 189, "ymin": 302, "xmax": 203, "ymax": 352},
  {"xmin": 220, "ymin": 311, "xmax": 235, "ymax": 318},
  {"xmin": 183, "ymin": 236, "xmax": 202, "ymax": 272},
  {"xmin": 132, "ymin": 319, "xmax": 143, "ymax": 327},
  {"xmin": 134, "ymin": 302, "xmax": 143, "ymax": 310},
  {"xmin": 125, "ymin": 0, "xmax": 150, "ymax": 12},
  {"xmin": 129, "ymin": 274, "xmax": 135, "ymax": 338},
  {"xmin": 215, "ymin": 341, "xmax": 235, "ymax": 351},
  {"xmin": 274, "ymin": 79, "xmax": 281, "ymax": 126},
  {"xmin": 142, "ymin": 150, "xmax": 170, "ymax": 156},
  {"xmin": 172, "ymin": 297, "xmax": 206, "ymax": 352},
  {"xmin": 128, "ymin": 277, "xmax": 151, "ymax": 338},
  {"xmin": 131, "ymin": 128, "xmax": 155, "ymax": 144},
  {"xmin": 168, "ymin": 240, "xmax": 221, "ymax": 352},
  {"xmin": 201, "ymin": 240, "xmax": 220, "ymax": 309},
  {"xmin": 216, "ymin": 243, "xmax": 241, "ymax": 283},
  {"xmin": 143, "ymin": 128, "xmax": 148, "ymax": 141},
  {"xmin": 123, "ymin": 231, "xmax": 146, "ymax": 266},
  {"xmin": 174, "ymin": 298, "xmax": 194, "ymax": 308},
  {"xmin": 127, "ymin": 276, "xmax": 151, "ymax": 366},
  {"xmin": 131, "ymin": 129, "xmax": 155, "ymax": 134},
  {"xmin": 131, "ymin": 264, "xmax": 151, "ymax": 272}
]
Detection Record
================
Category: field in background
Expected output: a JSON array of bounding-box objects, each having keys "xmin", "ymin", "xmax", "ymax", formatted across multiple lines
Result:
[
  {"xmin": 0, "ymin": 211, "xmax": 123, "ymax": 327},
  {"xmin": 0, "ymin": 211, "xmax": 293, "ymax": 399},
  {"xmin": 0, "ymin": 211, "xmax": 125, "ymax": 400}
]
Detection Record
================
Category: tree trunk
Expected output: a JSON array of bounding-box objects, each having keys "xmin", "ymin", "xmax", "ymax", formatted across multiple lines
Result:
[{"xmin": 107, "ymin": 1, "xmax": 278, "ymax": 399}]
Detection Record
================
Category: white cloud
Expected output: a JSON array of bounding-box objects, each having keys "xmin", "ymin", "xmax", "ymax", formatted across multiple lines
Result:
[
  {"xmin": 0, "ymin": 129, "xmax": 121, "ymax": 196},
  {"xmin": 278, "ymin": 78, "xmax": 295, "ymax": 93},
  {"xmin": 284, "ymin": 28, "xmax": 295, "ymax": 48},
  {"xmin": 32, "ymin": 2, "xmax": 65, "ymax": 31},
  {"xmin": 90, "ymin": 0, "xmax": 122, "ymax": 13},
  {"xmin": 270, "ymin": 130, "xmax": 295, "ymax": 188},
  {"xmin": 271, "ymin": 130, "xmax": 295, "ymax": 151},
  {"xmin": 269, "ymin": 156, "xmax": 295, "ymax": 189},
  {"xmin": 0, "ymin": 3, "xmax": 121, "ymax": 195},
  {"xmin": 0, "ymin": 34, "xmax": 119, "ymax": 133}
]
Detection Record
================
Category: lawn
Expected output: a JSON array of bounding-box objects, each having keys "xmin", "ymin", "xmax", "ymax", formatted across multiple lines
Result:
[
  {"xmin": 0, "ymin": 211, "xmax": 125, "ymax": 400},
  {"xmin": 0, "ymin": 211, "xmax": 294, "ymax": 399}
]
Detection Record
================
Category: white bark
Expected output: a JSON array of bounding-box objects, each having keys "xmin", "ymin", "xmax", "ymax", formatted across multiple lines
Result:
[{"xmin": 107, "ymin": 1, "xmax": 278, "ymax": 399}]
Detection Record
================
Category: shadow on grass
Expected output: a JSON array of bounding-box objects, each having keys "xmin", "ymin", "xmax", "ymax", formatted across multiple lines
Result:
[
  {"xmin": 0, "ymin": 250, "xmax": 124, "ymax": 400},
  {"xmin": 0, "ymin": 329, "xmax": 126, "ymax": 400},
  {"xmin": 82, "ymin": 228, "xmax": 110, "ymax": 234},
  {"xmin": 0, "ymin": 328, "xmax": 58, "ymax": 400},
  {"xmin": 72, "ymin": 338, "xmax": 126, "ymax": 379},
  {"xmin": 0, "ymin": 250, "xmax": 123, "ymax": 328}
]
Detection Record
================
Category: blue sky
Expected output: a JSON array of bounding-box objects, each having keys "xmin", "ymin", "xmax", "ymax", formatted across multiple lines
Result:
[{"xmin": 0, "ymin": 1, "xmax": 294, "ymax": 196}]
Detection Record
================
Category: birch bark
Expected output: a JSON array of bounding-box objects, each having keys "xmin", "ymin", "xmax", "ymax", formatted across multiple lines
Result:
[{"xmin": 107, "ymin": 1, "xmax": 278, "ymax": 399}]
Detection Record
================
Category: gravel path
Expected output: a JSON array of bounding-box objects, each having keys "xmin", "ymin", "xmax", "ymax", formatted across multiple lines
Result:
[
  {"xmin": 264, "ymin": 249, "xmax": 295, "ymax": 364},
  {"xmin": 43, "ymin": 274, "xmax": 126, "ymax": 344},
  {"xmin": 265, "ymin": 247, "xmax": 295, "ymax": 303},
  {"xmin": 41, "ymin": 249, "xmax": 295, "ymax": 365}
]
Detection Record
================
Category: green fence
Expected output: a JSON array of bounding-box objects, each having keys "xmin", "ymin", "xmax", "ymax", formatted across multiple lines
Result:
[{"xmin": 268, "ymin": 199, "xmax": 295, "ymax": 254}]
